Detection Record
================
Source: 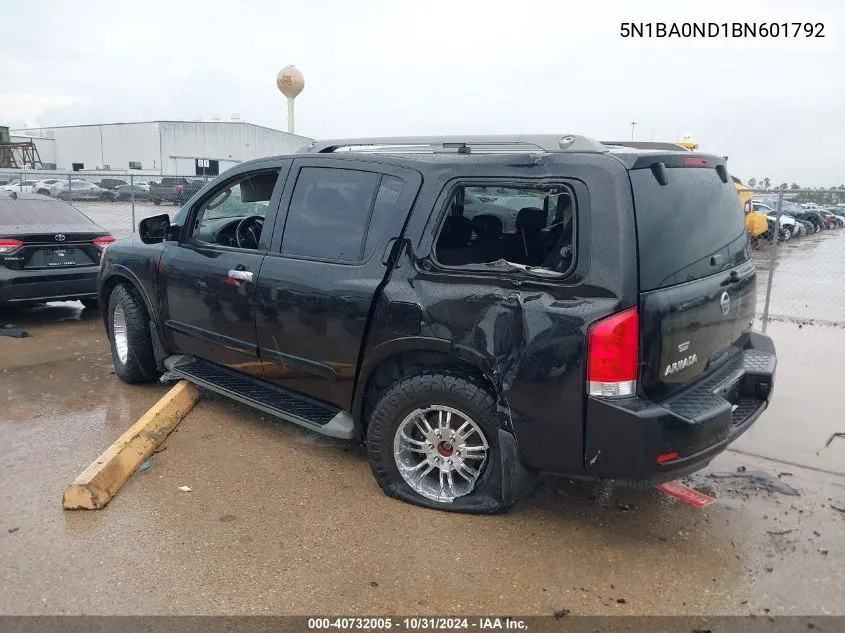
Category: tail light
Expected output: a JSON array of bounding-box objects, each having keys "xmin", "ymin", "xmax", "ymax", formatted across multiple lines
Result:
[
  {"xmin": 587, "ymin": 307, "xmax": 639, "ymax": 397},
  {"xmin": 92, "ymin": 235, "xmax": 116, "ymax": 250},
  {"xmin": 0, "ymin": 239, "xmax": 24, "ymax": 254}
]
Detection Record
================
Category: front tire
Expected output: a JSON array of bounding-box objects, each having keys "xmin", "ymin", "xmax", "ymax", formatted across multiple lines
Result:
[
  {"xmin": 107, "ymin": 284, "xmax": 160, "ymax": 384},
  {"xmin": 366, "ymin": 372, "xmax": 512, "ymax": 514},
  {"xmin": 152, "ymin": 198, "xmax": 162, "ymax": 206}
]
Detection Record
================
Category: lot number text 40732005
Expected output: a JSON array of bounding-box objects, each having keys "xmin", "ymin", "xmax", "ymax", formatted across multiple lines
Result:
[
  {"xmin": 307, "ymin": 618, "xmax": 528, "ymax": 630},
  {"xmin": 620, "ymin": 22, "xmax": 825, "ymax": 38}
]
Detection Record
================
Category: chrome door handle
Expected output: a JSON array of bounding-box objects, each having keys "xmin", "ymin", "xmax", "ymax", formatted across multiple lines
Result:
[{"xmin": 227, "ymin": 269, "xmax": 253, "ymax": 282}]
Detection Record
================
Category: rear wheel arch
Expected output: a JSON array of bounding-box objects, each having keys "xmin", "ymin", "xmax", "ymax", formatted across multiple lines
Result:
[{"xmin": 354, "ymin": 345, "xmax": 503, "ymax": 434}]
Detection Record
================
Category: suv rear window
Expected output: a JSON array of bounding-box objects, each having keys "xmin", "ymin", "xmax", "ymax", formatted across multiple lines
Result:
[
  {"xmin": 631, "ymin": 167, "xmax": 748, "ymax": 291},
  {"xmin": 434, "ymin": 184, "xmax": 575, "ymax": 273}
]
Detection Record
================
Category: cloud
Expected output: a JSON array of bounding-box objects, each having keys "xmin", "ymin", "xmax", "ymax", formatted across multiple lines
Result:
[{"xmin": 3, "ymin": 0, "xmax": 843, "ymax": 184}]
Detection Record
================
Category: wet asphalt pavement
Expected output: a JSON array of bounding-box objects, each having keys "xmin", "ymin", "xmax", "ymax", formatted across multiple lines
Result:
[{"xmin": 2, "ymin": 290, "xmax": 844, "ymax": 615}]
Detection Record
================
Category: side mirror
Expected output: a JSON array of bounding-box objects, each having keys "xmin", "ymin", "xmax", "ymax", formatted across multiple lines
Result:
[{"xmin": 139, "ymin": 214, "xmax": 171, "ymax": 244}]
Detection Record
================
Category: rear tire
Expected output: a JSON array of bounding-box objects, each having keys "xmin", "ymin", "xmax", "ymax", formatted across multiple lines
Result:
[
  {"xmin": 152, "ymin": 198, "xmax": 162, "ymax": 206},
  {"xmin": 107, "ymin": 284, "xmax": 160, "ymax": 384},
  {"xmin": 366, "ymin": 372, "xmax": 513, "ymax": 514}
]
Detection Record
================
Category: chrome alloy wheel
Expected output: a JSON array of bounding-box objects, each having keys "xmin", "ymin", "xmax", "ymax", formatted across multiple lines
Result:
[
  {"xmin": 393, "ymin": 405, "xmax": 489, "ymax": 503},
  {"xmin": 112, "ymin": 304, "xmax": 129, "ymax": 364}
]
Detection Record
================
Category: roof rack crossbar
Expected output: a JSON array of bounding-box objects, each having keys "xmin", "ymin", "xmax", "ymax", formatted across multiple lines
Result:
[{"xmin": 299, "ymin": 134, "xmax": 608, "ymax": 154}]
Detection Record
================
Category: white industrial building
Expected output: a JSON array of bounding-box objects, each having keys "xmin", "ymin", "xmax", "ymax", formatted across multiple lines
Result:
[{"xmin": 8, "ymin": 120, "xmax": 312, "ymax": 176}]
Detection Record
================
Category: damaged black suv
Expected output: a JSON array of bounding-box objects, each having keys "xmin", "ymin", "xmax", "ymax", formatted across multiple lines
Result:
[{"xmin": 99, "ymin": 135, "xmax": 777, "ymax": 513}]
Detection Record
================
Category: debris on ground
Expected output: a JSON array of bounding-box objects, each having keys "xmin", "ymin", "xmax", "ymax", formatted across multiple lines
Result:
[
  {"xmin": 831, "ymin": 505, "xmax": 845, "ymax": 513},
  {"xmin": 7, "ymin": 527, "xmax": 19, "ymax": 534},
  {"xmin": 553, "ymin": 609, "xmax": 570, "ymax": 619},
  {"xmin": 159, "ymin": 371, "xmax": 181, "ymax": 384},
  {"xmin": 655, "ymin": 481, "xmax": 717, "ymax": 508},
  {"xmin": 710, "ymin": 470, "xmax": 800, "ymax": 496},
  {"xmin": 369, "ymin": 581, "xmax": 378, "ymax": 587},
  {"xmin": 819, "ymin": 548, "xmax": 829, "ymax": 555},
  {"xmin": 135, "ymin": 460, "xmax": 153, "ymax": 474},
  {"xmin": 824, "ymin": 433, "xmax": 845, "ymax": 448},
  {"xmin": 0, "ymin": 328, "xmax": 28, "ymax": 338},
  {"xmin": 616, "ymin": 598, "xmax": 627, "ymax": 604},
  {"xmin": 177, "ymin": 485, "xmax": 192, "ymax": 492},
  {"xmin": 766, "ymin": 529, "xmax": 793, "ymax": 536}
]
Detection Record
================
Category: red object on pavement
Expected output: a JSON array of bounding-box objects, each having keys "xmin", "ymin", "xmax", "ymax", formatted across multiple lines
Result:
[{"xmin": 655, "ymin": 481, "xmax": 717, "ymax": 508}]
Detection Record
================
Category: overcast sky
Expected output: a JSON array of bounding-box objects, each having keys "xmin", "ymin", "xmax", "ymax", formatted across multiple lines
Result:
[{"xmin": 2, "ymin": 0, "xmax": 842, "ymax": 185}]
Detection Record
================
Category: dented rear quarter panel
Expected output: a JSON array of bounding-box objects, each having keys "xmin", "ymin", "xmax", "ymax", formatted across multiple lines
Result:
[{"xmin": 358, "ymin": 154, "xmax": 639, "ymax": 475}]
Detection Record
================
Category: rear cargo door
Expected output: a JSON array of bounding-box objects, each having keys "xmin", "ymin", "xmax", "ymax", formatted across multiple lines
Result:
[{"xmin": 632, "ymin": 160, "xmax": 756, "ymax": 402}]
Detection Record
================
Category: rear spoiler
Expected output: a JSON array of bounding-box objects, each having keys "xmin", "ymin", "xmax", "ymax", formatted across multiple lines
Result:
[{"xmin": 602, "ymin": 141, "xmax": 691, "ymax": 152}]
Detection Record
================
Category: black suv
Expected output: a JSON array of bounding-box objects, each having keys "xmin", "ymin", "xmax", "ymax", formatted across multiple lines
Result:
[{"xmin": 98, "ymin": 135, "xmax": 777, "ymax": 513}]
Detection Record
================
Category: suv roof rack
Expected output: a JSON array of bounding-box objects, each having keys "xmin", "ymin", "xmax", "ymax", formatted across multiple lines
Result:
[
  {"xmin": 299, "ymin": 134, "xmax": 608, "ymax": 155},
  {"xmin": 602, "ymin": 141, "xmax": 691, "ymax": 152}
]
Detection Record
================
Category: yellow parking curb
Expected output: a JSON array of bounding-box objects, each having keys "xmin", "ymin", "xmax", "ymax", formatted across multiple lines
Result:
[{"xmin": 63, "ymin": 380, "xmax": 200, "ymax": 510}]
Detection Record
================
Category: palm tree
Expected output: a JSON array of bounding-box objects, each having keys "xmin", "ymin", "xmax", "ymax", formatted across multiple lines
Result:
[
  {"xmin": 747, "ymin": 177, "xmax": 757, "ymax": 189},
  {"xmin": 762, "ymin": 177, "xmax": 771, "ymax": 190}
]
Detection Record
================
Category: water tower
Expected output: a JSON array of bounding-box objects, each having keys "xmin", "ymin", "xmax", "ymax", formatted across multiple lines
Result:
[{"xmin": 276, "ymin": 65, "xmax": 305, "ymax": 134}]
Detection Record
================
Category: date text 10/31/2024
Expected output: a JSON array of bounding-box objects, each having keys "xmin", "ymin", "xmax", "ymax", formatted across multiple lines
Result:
[
  {"xmin": 307, "ymin": 618, "xmax": 528, "ymax": 630},
  {"xmin": 620, "ymin": 22, "xmax": 825, "ymax": 38}
]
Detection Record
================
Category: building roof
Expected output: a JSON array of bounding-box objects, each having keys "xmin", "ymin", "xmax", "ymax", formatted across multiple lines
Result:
[{"xmin": 10, "ymin": 120, "xmax": 311, "ymax": 141}]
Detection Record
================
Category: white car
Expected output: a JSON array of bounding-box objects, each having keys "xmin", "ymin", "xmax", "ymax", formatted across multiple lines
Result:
[
  {"xmin": 1, "ymin": 179, "xmax": 39, "ymax": 194},
  {"xmin": 47, "ymin": 179, "xmax": 105, "ymax": 201},
  {"xmin": 752, "ymin": 201, "xmax": 799, "ymax": 240},
  {"xmin": 32, "ymin": 178, "xmax": 63, "ymax": 196}
]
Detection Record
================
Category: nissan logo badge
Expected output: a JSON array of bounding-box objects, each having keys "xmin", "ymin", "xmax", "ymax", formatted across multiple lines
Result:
[
  {"xmin": 720, "ymin": 291, "xmax": 731, "ymax": 316},
  {"xmin": 54, "ymin": 234, "xmax": 66, "ymax": 242}
]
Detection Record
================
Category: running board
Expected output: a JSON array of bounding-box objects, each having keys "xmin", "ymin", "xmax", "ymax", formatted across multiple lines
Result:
[{"xmin": 164, "ymin": 355, "xmax": 355, "ymax": 440}]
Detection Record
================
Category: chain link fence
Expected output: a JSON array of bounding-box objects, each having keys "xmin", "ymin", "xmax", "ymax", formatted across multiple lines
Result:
[
  {"xmin": 749, "ymin": 187, "xmax": 845, "ymax": 334},
  {"xmin": 0, "ymin": 169, "xmax": 215, "ymax": 238},
  {"xmin": 3, "ymin": 171, "xmax": 844, "ymax": 333}
]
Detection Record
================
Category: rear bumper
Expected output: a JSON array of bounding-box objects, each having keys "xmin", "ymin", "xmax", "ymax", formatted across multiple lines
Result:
[
  {"xmin": 0, "ymin": 265, "xmax": 100, "ymax": 305},
  {"xmin": 583, "ymin": 330, "xmax": 776, "ymax": 485}
]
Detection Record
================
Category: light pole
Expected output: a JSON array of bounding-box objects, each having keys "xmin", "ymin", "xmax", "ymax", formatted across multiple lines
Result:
[
  {"xmin": 630, "ymin": 121, "xmax": 637, "ymax": 141},
  {"xmin": 276, "ymin": 65, "xmax": 305, "ymax": 134}
]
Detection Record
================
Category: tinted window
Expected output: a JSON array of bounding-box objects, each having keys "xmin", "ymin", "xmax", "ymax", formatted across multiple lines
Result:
[
  {"xmin": 281, "ymin": 167, "xmax": 389, "ymax": 262},
  {"xmin": 631, "ymin": 167, "xmax": 748, "ymax": 291},
  {"xmin": 0, "ymin": 198, "xmax": 94, "ymax": 225},
  {"xmin": 434, "ymin": 184, "xmax": 575, "ymax": 272},
  {"xmin": 363, "ymin": 175, "xmax": 404, "ymax": 258}
]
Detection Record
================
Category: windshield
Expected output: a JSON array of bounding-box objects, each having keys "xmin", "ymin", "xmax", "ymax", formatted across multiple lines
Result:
[{"xmin": 203, "ymin": 183, "xmax": 271, "ymax": 221}]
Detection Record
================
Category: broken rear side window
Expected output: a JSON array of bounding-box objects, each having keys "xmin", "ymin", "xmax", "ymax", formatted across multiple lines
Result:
[{"xmin": 434, "ymin": 184, "xmax": 575, "ymax": 273}]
